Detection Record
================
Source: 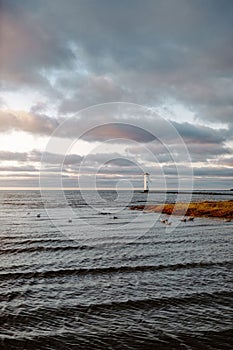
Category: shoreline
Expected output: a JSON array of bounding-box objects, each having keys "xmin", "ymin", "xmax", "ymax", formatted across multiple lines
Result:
[{"xmin": 130, "ymin": 200, "xmax": 233, "ymax": 220}]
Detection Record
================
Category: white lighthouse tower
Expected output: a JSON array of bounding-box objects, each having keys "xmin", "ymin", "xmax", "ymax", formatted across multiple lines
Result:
[{"xmin": 143, "ymin": 172, "xmax": 150, "ymax": 193}]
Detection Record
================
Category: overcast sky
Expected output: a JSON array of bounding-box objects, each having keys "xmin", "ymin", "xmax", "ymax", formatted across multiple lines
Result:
[{"xmin": 0, "ymin": 0, "xmax": 233, "ymax": 189}]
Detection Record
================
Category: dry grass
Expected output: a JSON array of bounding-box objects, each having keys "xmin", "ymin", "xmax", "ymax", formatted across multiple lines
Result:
[{"xmin": 130, "ymin": 200, "xmax": 233, "ymax": 219}]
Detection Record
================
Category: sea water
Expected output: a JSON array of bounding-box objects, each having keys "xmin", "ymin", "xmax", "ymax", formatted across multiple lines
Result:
[{"xmin": 0, "ymin": 190, "xmax": 232, "ymax": 349}]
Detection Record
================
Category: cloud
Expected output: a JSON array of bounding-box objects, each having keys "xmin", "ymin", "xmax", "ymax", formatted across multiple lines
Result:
[
  {"xmin": 1, "ymin": 0, "xmax": 233, "ymax": 124},
  {"xmin": 0, "ymin": 165, "xmax": 37, "ymax": 172},
  {"xmin": 187, "ymin": 143, "xmax": 232, "ymax": 162},
  {"xmin": 0, "ymin": 150, "xmax": 28, "ymax": 161},
  {"xmin": 194, "ymin": 167, "xmax": 233, "ymax": 178},
  {"xmin": 0, "ymin": 108, "xmax": 229, "ymax": 148},
  {"xmin": 59, "ymin": 75, "xmax": 126, "ymax": 114},
  {"xmin": 171, "ymin": 121, "xmax": 227, "ymax": 144},
  {"xmin": 213, "ymin": 156, "xmax": 233, "ymax": 167},
  {"xmin": 163, "ymin": 164, "xmax": 233, "ymax": 178},
  {"xmin": 1, "ymin": 0, "xmax": 233, "ymax": 187},
  {"xmin": 29, "ymin": 150, "xmax": 83, "ymax": 165},
  {"xmin": 0, "ymin": 110, "xmax": 59, "ymax": 135},
  {"xmin": 0, "ymin": 1, "xmax": 75, "ymax": 88},
  {"xmin": 0, "ymin": 149, "xmax": 83, "ymax": 166}
]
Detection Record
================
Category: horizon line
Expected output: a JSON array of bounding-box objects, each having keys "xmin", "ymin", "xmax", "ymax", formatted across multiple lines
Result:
[{"xmin": 0, "ymin": 187, "xmax": 231, "ymax": 191}]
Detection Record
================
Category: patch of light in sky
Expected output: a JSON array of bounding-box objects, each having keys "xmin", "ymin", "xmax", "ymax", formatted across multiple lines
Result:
[
  {"xmin": 1, "ymin": 90, "xmax": 59, "ymax": 117},
  {"xmin": 153, "ymin": 101, "xmax": 196, "ymax": 123},
  {"xmin": 68, "ymin": 140, "xmax": 101, "ymax": 156},
  {"xmin": 69, "ymin": 140, "xmax": 126, "ymax": 156},
  {"xmin": 225, "ymin": 140, "xmax": 233, "ymax": 151},
  {"xmin": 0, "ymin": 131, "xmax": 116, "ymax": 158},
  {"xmin": 155, "ymin": 101, "xmax": 228, "ymax": 130},
  {"xmin": 1, "ymin": 91, "xmax": 42, "ymax": 111},
  {"xmin": 0, "ymin": 132, "xmax": 48, "ymax": 153},
  {"xmin": 68, "ymin": 41, "xmax": 90, "ymax": 76}
]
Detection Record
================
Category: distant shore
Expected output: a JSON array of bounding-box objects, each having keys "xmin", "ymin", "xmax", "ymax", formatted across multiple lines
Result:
[{"xmin": 130, "ymin": 200, "xmax": 233, "ymax": 219}]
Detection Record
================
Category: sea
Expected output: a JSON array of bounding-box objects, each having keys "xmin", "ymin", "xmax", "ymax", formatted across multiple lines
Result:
[{"xmin": 0, "ymin": 190, "xmax": 233, "ymax": 350}]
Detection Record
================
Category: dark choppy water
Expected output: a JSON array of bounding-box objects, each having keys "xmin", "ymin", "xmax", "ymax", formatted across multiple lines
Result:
[{"xmin": 0, "ymin": 190, "xmax": 233, "ymax": 349}]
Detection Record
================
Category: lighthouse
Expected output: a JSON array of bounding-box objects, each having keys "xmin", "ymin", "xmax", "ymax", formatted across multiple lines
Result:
[{"xmin": 143, "ymin": 173, "xmax": 150, "ymax": 193}]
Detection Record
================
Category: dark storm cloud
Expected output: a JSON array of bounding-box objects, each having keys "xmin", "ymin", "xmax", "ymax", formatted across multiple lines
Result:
[
  {"xmin": 0, "ymin": 0, "xmax": 75, "ymax": 88},
  {"xmin": 0, "ymin": 108, "xmax": 228, "ymax": 149},
  {"xmin": 1, "ymin": 0, "xmax": 233, "ymax": 124},
  {"xmin": 0, "ymin": 110, "xmax": 154, "ymax": 141},
  {"xmin": 1, "ymin": 107, "xmax": 231, "ymax": 173},
  {"xmin": 126, "ymin": 129, "xmax": 233, "ymax": 165},
  {"xmin": 1, "ymin": 0, "xmax": 233, "ymax": 186},
  {"xmin": 171, "ymin": 121, "xmax": 227, "ymax": 144}
]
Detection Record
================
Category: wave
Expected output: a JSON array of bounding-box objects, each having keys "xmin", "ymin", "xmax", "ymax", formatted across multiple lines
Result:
[
  {"xmin": 1, "ymin": 327, "xmax": 233, "ymax": 350},
  {"xmin": 1, "ymin": 289, "xmax": 232, "ymax": 325},
  {"xmin": 1, "ymin": 330, "xmax": 233, "ymax": 350},
  {"xmin": 0, "ymin": 244, "xmax": 94, "ymax": 255},
  {"xmin": 1, "ymin": 238, "xmax": 73, "ymax": 245},
  {"xmin": 0, "ymin": 260, "xmax": 232, "ymax": 281}
]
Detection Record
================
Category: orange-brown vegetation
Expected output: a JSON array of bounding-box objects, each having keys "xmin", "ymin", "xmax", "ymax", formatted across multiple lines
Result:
[{"xmin": 130, "ymin": 200, "xmax": 233, "ymax": 219}]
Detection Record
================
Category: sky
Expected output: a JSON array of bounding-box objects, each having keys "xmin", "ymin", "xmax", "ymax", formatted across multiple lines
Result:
[{"xmin": 0, "ymin": 0, "xmax": 233, "ymax": 190}]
